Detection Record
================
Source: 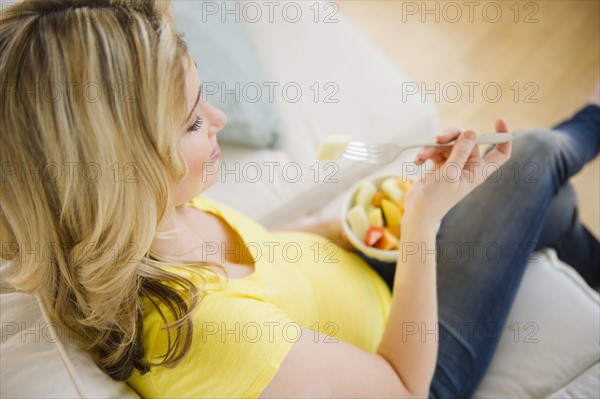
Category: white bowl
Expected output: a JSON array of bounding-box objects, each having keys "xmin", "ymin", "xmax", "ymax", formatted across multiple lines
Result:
[{"xmin": 341, "ymin": 174, "xmax": 404, "ymax": 263}]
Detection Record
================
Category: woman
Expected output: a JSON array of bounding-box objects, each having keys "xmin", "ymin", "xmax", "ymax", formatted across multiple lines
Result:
[{"xmin": 1, "ymin": 1, "xmax": 598, "ymax": 398}]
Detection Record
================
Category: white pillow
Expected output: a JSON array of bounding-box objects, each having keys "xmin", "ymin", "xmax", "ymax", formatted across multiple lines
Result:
[
  {"xmin": 0, "ymin": 259, "xmax": 140, "ymax": 399},
  {"xmin": 474, "ymin": 249, "xmax": 600, "ymax": 398}
]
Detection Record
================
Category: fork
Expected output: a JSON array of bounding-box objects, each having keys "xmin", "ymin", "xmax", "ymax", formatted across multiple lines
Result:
[{"xmin": 342, "ymin": 133, "xmax": 515, "ymax": 164}]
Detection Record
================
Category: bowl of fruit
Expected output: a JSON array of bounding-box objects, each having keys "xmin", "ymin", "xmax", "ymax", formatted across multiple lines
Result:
[{"xmin": 341, "ymin": 175, "xmax": 414, "ymax": 262}]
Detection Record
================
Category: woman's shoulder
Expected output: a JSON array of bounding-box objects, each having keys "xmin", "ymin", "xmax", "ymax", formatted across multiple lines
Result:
[
  {"xmin": 185, "ymin": 193, "xmax": 216, "ymax": 211},
  {"xmin": 186, "ymin": 194, "xmax": 270, "ymax": 236},
  {"xmin": 186, "ymin": 194, "xmax": 237, "ymax": 217}
]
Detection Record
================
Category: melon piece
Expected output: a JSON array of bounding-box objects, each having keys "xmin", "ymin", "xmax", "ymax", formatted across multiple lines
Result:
[
  {"xmin": 367, "ymin": 207, "xmax": 384, "ymax": 228},
  {"xmin": 353, "ymin": 181, "xmax": 377, "ymax": 208},
  {"xmin": 381, "ymin": 199, "xmax": 402, "ymax": 227},
  {"xmin": 381, "ymin": 177, "xmax": 404, "ymax": 203},
  {"xmin": 316, "ymin": 134, "xmax": 352, "ymax": 160},
  {"xmin": 374, "ymin": 228, "xmax": 400, "ymax": 250},
  {"xmin": 346, "ymin": 205, "xmax": 369, "ymax": 243}
]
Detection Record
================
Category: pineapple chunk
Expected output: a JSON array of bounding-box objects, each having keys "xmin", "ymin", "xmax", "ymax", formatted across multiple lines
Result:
[
  {"xmin": 387, "ymin": 225, "xmax": 400, "ymax": 239},
  {"xmin": 316, "ymin": 134, "xmax": 352, "ymax": 160},
  {"xmin": 367, "ymin": 207, "xmax": 384, "ymax": 227},
  {"xmin": 374, "ymin": 228, "xmax": 399, "ymax": 250},
  {"xmin": 381, "ymin": 177, "xmax": 404, "ymax": 203},
  {"xmin": 396, "ymin": 177, "xmax": 414, "ymax": 193},
  {"xmin": 381, "ymin": 199, "xmax": 402, "ymax": 227},
  {"xmin": 371, "ymin": 192, "xmax": 385, "ymax": 207},
  {"xmin": 399, "ymin": 195, "xmax": 407, "ymax": 212}
]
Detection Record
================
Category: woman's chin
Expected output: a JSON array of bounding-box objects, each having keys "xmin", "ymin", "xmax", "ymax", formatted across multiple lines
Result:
[{"xmin": 193, "ymin": 174, "xmax": 219, "ymax": 198}]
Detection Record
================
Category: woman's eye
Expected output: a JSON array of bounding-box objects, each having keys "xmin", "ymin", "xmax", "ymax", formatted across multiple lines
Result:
[{"xmin": 188, "ymin": 115, "xmax": 204, "ymax": 133}]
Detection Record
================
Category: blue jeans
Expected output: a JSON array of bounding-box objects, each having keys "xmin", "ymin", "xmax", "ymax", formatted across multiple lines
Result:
[{"xmin": 355, "ymin": 104, "xmax": 600, "ymax": 398}]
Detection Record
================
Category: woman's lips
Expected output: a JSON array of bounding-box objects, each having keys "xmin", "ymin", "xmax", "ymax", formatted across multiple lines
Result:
[{"xmin": 209, "ymin": 143, "xmax": 221, "ymax": 162}]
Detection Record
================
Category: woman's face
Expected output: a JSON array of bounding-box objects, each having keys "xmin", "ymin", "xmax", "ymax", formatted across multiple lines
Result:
[{"xmin": 172, "ymin": 54, "xmax": 227, "ymax": 206}]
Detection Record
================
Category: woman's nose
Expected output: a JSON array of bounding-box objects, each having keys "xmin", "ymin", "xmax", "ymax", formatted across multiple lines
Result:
[{"xmin": 206, "ymin": 103, "xmax": 227, "ymax": 136}]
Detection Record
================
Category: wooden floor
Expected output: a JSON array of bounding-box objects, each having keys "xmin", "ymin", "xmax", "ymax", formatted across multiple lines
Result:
[{"xmin": 337, "ymin": 0, "xmax": 600, "ymax": 238}]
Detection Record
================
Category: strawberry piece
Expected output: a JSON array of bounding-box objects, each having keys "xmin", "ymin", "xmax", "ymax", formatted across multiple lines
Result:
[
  {"xmin": 364, "ymin": 226, "xmax": 384, "ymax": 247},
  {"xmin": 374, "ymin": 228, "xmax": 400, "ymax": 250}
]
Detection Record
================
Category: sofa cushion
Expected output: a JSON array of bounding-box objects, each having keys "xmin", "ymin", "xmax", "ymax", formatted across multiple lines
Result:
[
  {"xmin": 172, "ymin": 0, "xmax": 284, "ymax": 149},
  {"xmin": 473, "ymin": 249, "xmax": 600, "ymax": 398},
  {"xmin": 0, "ymin": 259, "xmax": 140, "ymax": 399}
]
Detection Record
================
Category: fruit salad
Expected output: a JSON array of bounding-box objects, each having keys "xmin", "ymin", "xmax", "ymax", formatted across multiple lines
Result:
[{"xmin": 345, "ymin": 177, "xmax": 414, "ymax": 250}]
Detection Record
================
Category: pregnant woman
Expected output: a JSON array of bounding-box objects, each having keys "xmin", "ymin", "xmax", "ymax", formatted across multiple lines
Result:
[{"xmin": 1, "ymin": 1, "xmax": 598, "ymax": 398}]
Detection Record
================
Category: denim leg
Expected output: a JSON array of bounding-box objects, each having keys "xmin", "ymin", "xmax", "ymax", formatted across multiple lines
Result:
[
  {"xmin": 536, "ymin": 183, "xmax": 600, "ymax": 287},
  {"xmin": 553, "ymin": 104, "xmax": 600, "ymax": 139},
  {"xmin": 540, "ymin": 104, "xmax": 600, "ymax": 287},
  {"xmin": 430, "ymin": 123, "xmax": 600, "ymax": 398}
]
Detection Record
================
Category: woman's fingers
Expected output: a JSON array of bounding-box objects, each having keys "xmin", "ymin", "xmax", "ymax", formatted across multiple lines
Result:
[
  {"xmin": 414, "ymin": 127, "xmax": 464, "ymax": 164},
  {"xmin": 495, "ymin": 118, "xmax": 508, "ymax": 132},
  {"xmin": 436, "ymin": 126, "xmax": 464, "ymax": 143},
  {"xmin": 445, "ymin": 130, "xmax": 478, "ymax": 171},
  {"xmin": 416, "ymin": 130, "xmax": 481, "ymax": 167},
  {"xmin": 483, "ymin": 118, "xmax": 512, "ymax": 167},
  {"xmin": 411, "ymin": 120, "xmax": 510, "ymax": 197},
  {"xmin": 414, "ymin": 146, "xmax": 447, "ymax": 165},
  {"xmin": 494, "ymin": 118, "xmax": 512, "ymax": 156},
  {"xmin": 429, "ymin": 152, "xmax": 449, "ymax": 165}
]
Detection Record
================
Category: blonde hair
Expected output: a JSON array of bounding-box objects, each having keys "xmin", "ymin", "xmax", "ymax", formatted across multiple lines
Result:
[{"xmin": 0, "ymin": 0, "xmax": 224, "ymax": 380}]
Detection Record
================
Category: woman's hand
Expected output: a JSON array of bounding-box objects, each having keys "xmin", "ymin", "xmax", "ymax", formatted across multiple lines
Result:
[{"xmin": 403, "ymin": 118, "xmax": 512, "ymax": 225}]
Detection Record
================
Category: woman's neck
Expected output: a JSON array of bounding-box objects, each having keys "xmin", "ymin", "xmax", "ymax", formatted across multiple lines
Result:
[{"xmin": 151, "ymin": 206, "xmax": 188, "ymax": 258}]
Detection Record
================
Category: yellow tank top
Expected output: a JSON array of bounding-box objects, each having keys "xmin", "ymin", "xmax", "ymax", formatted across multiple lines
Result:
[{"xmin": 127, "ymin": 194, "xmax": 392, "ymax": 398}]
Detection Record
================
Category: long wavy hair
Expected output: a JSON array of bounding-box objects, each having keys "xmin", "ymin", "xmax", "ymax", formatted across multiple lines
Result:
[{"xmin": 0, "ymin": 0, "xmax": 224, "ymax": 381}]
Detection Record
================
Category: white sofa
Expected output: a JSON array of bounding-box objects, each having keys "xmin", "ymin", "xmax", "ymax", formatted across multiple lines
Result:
[{"xmin": 1, "ymin": 2, "xmax": 598, "ymax": 398}]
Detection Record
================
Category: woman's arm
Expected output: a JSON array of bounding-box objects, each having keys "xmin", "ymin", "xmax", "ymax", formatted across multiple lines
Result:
[
  {"xmin": 376, "ymin": 121, "xmax": 512, "ymax": 396},
  {"xmin": 376, "ymin": 214, "xmax": 439, "ymax": 396}
]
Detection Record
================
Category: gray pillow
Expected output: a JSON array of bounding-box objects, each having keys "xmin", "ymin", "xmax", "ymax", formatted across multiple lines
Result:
[{"xmin": 172, "ymin": 1, "xmax": 283, "ymax": 149}]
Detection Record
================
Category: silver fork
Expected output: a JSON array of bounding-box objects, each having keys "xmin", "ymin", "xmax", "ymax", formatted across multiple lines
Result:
[{"xmin": 342, "ymin": 133, "xmax": 515, "ymax": 164}]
